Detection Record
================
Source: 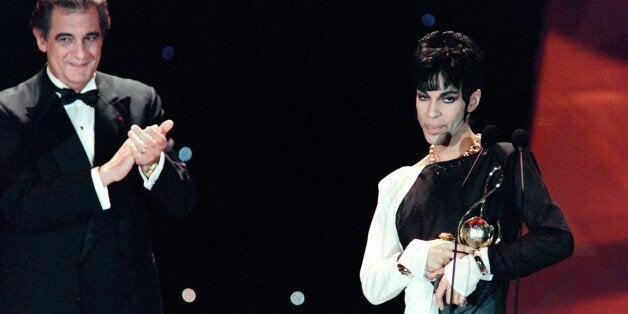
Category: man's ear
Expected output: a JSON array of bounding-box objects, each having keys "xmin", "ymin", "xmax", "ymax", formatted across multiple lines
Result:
[
  {"xmin": 33, "ymin": 28, "xmax": 47, "ymax": 53},
  {"xmin": 467, "ymin": 89, "xmax": 481, "ymax": 113}
]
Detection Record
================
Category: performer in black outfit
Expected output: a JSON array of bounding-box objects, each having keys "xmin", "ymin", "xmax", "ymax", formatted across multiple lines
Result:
[{"xmin": 360, "ymin": 31, "xmax": 573, "ymax": 313}]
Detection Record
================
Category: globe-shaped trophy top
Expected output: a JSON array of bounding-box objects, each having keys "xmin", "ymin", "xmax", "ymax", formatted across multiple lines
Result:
[{"xmin": 459, "ymin": 216, "xmax": 495, "ymax": 249}]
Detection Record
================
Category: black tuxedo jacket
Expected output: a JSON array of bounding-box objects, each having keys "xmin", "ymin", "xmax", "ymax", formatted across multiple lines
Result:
[{"xmin": 0, "ymin": 69, "xmax": 195, "ymax": 313}]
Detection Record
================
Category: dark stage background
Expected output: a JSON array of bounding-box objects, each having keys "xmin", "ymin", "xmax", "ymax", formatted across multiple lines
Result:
[{"xmin": 1, "ymin": 0, "xmax": 625, "ymax": 312}]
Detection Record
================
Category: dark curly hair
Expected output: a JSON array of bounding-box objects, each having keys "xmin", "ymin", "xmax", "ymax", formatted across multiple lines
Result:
[
  {"xmin": 31, "ymin": 0, "xmax": 111, "ymax": 39},
  {"xmin": 415, "ymin": 31, "xmax": 484, "ymax": 106}
]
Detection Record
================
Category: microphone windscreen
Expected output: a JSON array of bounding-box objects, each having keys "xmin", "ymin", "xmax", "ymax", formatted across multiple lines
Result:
[
  {"xmin": 481, "ymin": 125, "xmax": 499, "ymax": 148},
  {"xmin": 512, "ymin": 129, "xmax": 530, "ymax": 150}
]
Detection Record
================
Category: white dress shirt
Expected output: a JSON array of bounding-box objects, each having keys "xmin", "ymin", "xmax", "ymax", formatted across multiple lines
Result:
[{"xmin": 47, "ymin": 68, "xmax": 165, "ymax": 210}]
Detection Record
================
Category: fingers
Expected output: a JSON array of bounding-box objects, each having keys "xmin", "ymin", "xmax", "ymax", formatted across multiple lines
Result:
[
  {"xmin": 448, "ymin": 290, "xmax": 467, "ymax": 308},
  {"xmin": 127, "ymin": 122, "xmax": 171, "ymax": 165},
  {"xmin": 448, "ymin": 243, "xmax": 476, "ymax": 262},
  {"xmin": 427, "ymin": 238, "xmax": 477, "ymax": 274},
  {"xmin": 426, "ymin": 268, "xmax": 444, "ymax": 280},
  {"xmin": 433, "ymin": 273, "xmax": 467, "ymax": 309},
  {"xmin": 114, "ymin": 140, "xmax": 134, "ymax": 161},
  {"xmin": 457, "ymin": 244, "xmax": 476, "ymax": 254},
  {"xmin": 430, "ymin": 237, "xmax": 473, "ymax": 310},
  {"xmin": 440, "ymin": 237, "xmax": 477, "ymax": 253},
  {"xmin": 127, "ymin": 127, "xmax": 152, "ymax": 163},
  {"xmin": 128, "ymin": 141, "xmax": 149, "ymax": 164},
  {"xmin": 129, "ymin": 125, "xmax": 158, "ymax": 146},
  {"xmin": 142, "ymin": 125, "xmax": 161, "ymax": 141},
  {"xmin": 158, "ymin": 119, "xmax": 174, "ymax": 134},
  {"xmin": 426, "ymin": 258, "xmax": 449, "ymax": 273},
  {"xmin": 455, "ymin": 292, "xmax": 467, "ymax": 307},
  {"xmin": 435, "ymin": 283, "xmax": 467, "ymax": 310},
  {"xmin": 434, "ymin": 274, "xmax": 447, "ymax": 310},
  {"xmin": 128, "ymin": 126, "xmax": 148, "ymax": 152},
  {"xmin": 99, "ymin": 140, "xmax": 135, "ymax": 186},
  {"xmin": 446, "ymin": 241, "xmax": 475, "ymax": 254},
  {"xmin": 441, "ymin": 240, "xmax": 475, "ymax": 255},
  {"xmin": 445, "ymin": 283, "xmax": 451, "ymax": 305}
]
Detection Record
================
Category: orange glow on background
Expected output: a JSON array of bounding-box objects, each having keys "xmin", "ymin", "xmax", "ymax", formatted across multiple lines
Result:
[{"xmin": 514, "ymin": 1, "xmax": 627, "ymax": 311}]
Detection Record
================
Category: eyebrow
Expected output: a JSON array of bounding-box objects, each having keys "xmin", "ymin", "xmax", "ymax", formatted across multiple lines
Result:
[
  {"xmin": 54, "ymin": 32, "xmax": 74, "ymax": 40},
  {"xmin": 53, "ymin": 31, "xmax": 100, "ymax": 40},
  {"xmin": 439, "ymin": 90, "xmax": 460, "ymax": 97},
  {"xmin": 417, "ymin": 89, "xmax": 460, "ymax": 98},
  {"xmin": 85, "ymin": 31, "xmax": 101, "ymax": 38}
]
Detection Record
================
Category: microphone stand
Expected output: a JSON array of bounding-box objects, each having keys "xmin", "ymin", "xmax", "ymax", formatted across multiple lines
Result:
[
  {"xmin": 448, "ymin": 125, "xmax": 498, "ymax": 312},
  {"xmin": 449, "ymin": 147, "xmax": 484, "ymax": 313},
  {"xmin": 511, "ymin": 128, "xmax": 529, "ymax": 314},
  {"xmin": 514, "ymin": 146, "xmax": 525, "ymax": 314}
]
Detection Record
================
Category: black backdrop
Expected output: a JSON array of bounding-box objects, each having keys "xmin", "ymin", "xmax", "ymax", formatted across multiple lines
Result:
[{"xmin": 0, "ymin": 1, "xmax": 545, "ymax": 312}]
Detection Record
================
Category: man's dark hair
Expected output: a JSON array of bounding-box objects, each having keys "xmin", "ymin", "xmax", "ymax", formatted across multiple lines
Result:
[
  {"xmin": 415, "ymin": 31, "xmax": 484, "ymax": 106},
  {"xmin": 31, "ymin": 0, "xmax": 111, "ymax": 38}
]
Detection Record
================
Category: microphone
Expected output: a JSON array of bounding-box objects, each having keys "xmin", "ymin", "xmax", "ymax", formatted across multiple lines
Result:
[
  {"xmin": 510, "ymin": 129, "xmax": 529, "ymax": 314},
  {"xmin": 481, "ymin": 125, "xmax": 499, "ymax": 150},
  {"xmin": 511, "ymin": 129, "xmax": 529, "ymax": 152}
]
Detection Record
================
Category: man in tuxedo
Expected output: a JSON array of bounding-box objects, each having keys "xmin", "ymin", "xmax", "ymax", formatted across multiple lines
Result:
[{"xmin": 0, "ymin": 0, "xmax": 195, "ymax": 312}]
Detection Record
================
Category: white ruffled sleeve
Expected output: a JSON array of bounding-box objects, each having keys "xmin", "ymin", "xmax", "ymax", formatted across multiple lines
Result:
[{"xmin": 360, "ymin": 166, "xmax": 430, "ymax": 305}]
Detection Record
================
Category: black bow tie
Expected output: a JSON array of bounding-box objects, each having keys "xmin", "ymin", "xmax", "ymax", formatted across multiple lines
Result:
[{"xmin": 57, "ymin": 88, "xmax": 99, "ymax": 107}]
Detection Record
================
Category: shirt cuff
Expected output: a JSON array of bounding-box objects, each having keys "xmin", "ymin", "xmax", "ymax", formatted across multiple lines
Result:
[
  {"xmin": 137, "ymin": 151, "xmax": 165, "ymax": 190},
  {"xmin": 91, "ymin": 167, "xmax": 111, "ymax": 210},
  {"xmin": 479, "ymin": 247, "xmax": 493, "ymax": 281},
  {"xmin": 444, "ymin": 254, "xmax": 482, "ymax": 297},
  {"xmin": 396, "ymin": 239, "xmax": 430, "ymax": 278}
]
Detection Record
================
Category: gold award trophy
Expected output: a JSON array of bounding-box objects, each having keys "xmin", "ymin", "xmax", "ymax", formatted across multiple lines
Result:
[{"xmin": 441, "ymin": 166, "xmax": 504, "ymax": 275}]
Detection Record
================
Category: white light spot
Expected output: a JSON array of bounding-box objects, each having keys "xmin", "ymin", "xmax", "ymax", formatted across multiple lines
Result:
[
  {"xmin": 290, "ymin": 290, "xmax": 305, "ymax": 306},
  {"xmin": 181, "ymin": 288, "xmax": 196, "ymax": 303}
]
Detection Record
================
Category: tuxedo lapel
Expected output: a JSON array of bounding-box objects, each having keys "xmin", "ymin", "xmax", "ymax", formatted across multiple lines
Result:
[
  {"xmin": 30, "ymin": 71, "xmax": 92, "ymax": 181},
  {"xmin": 93, "ymin": 76, "xmax": 129, "ymax": 166}
]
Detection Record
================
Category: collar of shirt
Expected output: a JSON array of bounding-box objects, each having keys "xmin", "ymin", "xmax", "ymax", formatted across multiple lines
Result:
[
  {"xmin": 46, "ymin": 67, "xmax": 97, "ymax": 165},
  {"xmin": 46, "ymin": 66, "xmax": 97, "ymax": 94}
]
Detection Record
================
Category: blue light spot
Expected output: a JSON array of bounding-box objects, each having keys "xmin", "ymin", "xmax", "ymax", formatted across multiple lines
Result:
[
  {"xmin": 178, "ymin": 146, "xmax": 192, "ymax": 162},
  {"xmin": 422, "ymin": 14, "xmax": 436, "ymax": 27},
  {"xmin": 161, "ymin": 46, "xmax": 175, "ymax": 60}
]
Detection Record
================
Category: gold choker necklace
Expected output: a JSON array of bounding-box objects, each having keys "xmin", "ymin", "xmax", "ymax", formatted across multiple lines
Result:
[{"xmin": 429, "ymin": 133, "xmax": 482, "ymax": 164}]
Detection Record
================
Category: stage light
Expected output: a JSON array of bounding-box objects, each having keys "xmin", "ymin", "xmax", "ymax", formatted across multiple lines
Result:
[
  {"xmin": 181, "ymin": 288, "xmax": 196, "ymax": 303},
  {"xmin": 422, "ymin": 13, "xmax": 436, "ymax": 27},
  {"xmin": 161, "ymin": 46, "xmax": 175, "ymax": 60},
  {"xmin": 178, "ymin": 146, "xmax": 192, "ymax": 162},
  {"xmin": 290, "ymin": 290, "xmax": 305, "ymax": 306}
]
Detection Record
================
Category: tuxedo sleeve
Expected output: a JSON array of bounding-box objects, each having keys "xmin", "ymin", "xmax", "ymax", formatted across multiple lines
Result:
[
  {"xmin": 487, "ymin": 149, "xmax": 574, "ymax": 280},
  {"xmin": 139, "ymin": 88, "xmax": 195, "ymax": 218},
  {"xmin": 0, "ymin": 107, "xmax": 102, "ymax": 234}
]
